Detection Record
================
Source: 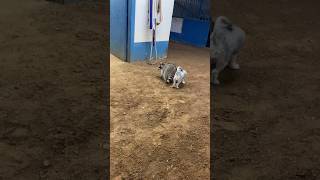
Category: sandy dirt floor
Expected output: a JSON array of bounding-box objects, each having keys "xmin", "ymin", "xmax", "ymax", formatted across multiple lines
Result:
[
  {"xmin": 110, "ymin": 43, "xmax": 210, "ymax": 179},
  {"xmin": 212, "ymin": 0, "xmax": 320, "ymax": 179},
  {"xmin": 0, "ymin": 0, "xmax": 107, "ymax": 179}
]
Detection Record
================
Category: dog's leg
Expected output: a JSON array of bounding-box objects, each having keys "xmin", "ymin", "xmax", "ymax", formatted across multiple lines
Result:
[
  {"xmin": 175, "ymin": 80, "xmax": 180, "ymax": 88},
  {"xmin": 212, "ymin": 55, "xmax": 228, "ymax": 85},
  {"xmin": 212, "ymin": 69, "xmax": 220, "ymax": 85},
  {"xmin": 171, "ymin": 78, "xmax": 176, "ymax": 88},
  {"xmin": 228, "ymin": 53, "xmax": 240, "ymax": 70}
]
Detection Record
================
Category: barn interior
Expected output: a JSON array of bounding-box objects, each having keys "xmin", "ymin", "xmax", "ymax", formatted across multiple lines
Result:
[{"xmin": 110, "ymin": 0, "xmax": 211, "ymax": 179}]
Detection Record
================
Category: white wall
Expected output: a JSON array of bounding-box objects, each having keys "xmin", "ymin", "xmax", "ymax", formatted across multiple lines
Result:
[{"xmin": 134, "ymin": 0, "xmax": 175, "ymax": 43}]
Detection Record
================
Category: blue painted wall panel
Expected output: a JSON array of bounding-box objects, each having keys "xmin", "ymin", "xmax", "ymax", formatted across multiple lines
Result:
[
  {"xmin": 110, "ymin": 0, "xmax": 128, "ymax": 61},
  {"xmin": 170, "ymin": 18, "xmax": 211, "ymax": 47},
  {"xmin": 130, "ymin": 41, "xmax": 169, "ymax": 62},
  {"xmin": 127, "ymin": 0, "xmax": 135, "ymax": 62}
]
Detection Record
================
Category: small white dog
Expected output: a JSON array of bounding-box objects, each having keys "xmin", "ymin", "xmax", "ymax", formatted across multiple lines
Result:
[{"xmin": 171, "ymin": 66, "xmax": 187, "ymax": 88}]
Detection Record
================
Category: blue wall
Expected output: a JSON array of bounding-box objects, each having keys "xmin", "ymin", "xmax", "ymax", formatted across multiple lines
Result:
[
  {"xmin": 170, "ymin": 18, "xmax": 211, "ymax": 48},
  {"xmin": 129, "ymin": 41, "xmax": 169, "ymax": 61},
  {"xmin": 170, "ymin": 0, "xmax": 211, "ymax": 48},
  {"xmin": 110, "ymin": 0, "xmax": 128, "ymax": 61}
]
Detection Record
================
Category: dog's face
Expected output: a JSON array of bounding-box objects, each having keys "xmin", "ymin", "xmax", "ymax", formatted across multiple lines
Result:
[{"xmin": 177, "ymin": 66, "xmax": 187, "ymax": 74}]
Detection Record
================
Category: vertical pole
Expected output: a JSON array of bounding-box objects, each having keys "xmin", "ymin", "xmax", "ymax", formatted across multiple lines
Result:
[{"xmin": 149, "ymin": 0, "xmax": 153, "ymax": 29}]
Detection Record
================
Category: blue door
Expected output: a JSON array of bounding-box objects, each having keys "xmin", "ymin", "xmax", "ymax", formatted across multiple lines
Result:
[{"xmin": 110, "ymin": 0, "xmax": 128, "ymax": 61}]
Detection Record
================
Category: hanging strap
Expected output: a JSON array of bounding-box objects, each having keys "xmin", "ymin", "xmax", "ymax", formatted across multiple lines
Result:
[
  {"xmin": 149, "ymin": 0, "xmax": 153, "ymax": 29},
  {"xmin": 157, "ymin": 0, "xmax": 163, "ymax": 25}
]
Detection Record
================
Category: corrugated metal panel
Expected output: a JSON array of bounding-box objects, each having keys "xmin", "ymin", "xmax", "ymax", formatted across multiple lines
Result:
[
  {"xmin": 173, "ymin": 0, "xmax": 211, "ymax": 20},
  {"xmin": 170, "ymin": 0, "xmax": 211, "ymax": 47}
]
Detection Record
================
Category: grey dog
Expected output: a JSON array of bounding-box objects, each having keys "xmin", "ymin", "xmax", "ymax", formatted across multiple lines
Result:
[{"xmin": 210, "ymin": 16, "xmax": 245, "ymax": 85}]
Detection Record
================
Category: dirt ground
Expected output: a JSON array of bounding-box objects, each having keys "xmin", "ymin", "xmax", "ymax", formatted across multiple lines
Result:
[
  {"xmin": 212, "ymin": 0, "xmax": 320, "ymax": 179},
  {"xmin": 0, "ymin": 0, "xmax": 107, "ymax": 179},
  {"xmin": 110, "ymin": 43, "xmax": 210, "ymax": 179}
]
